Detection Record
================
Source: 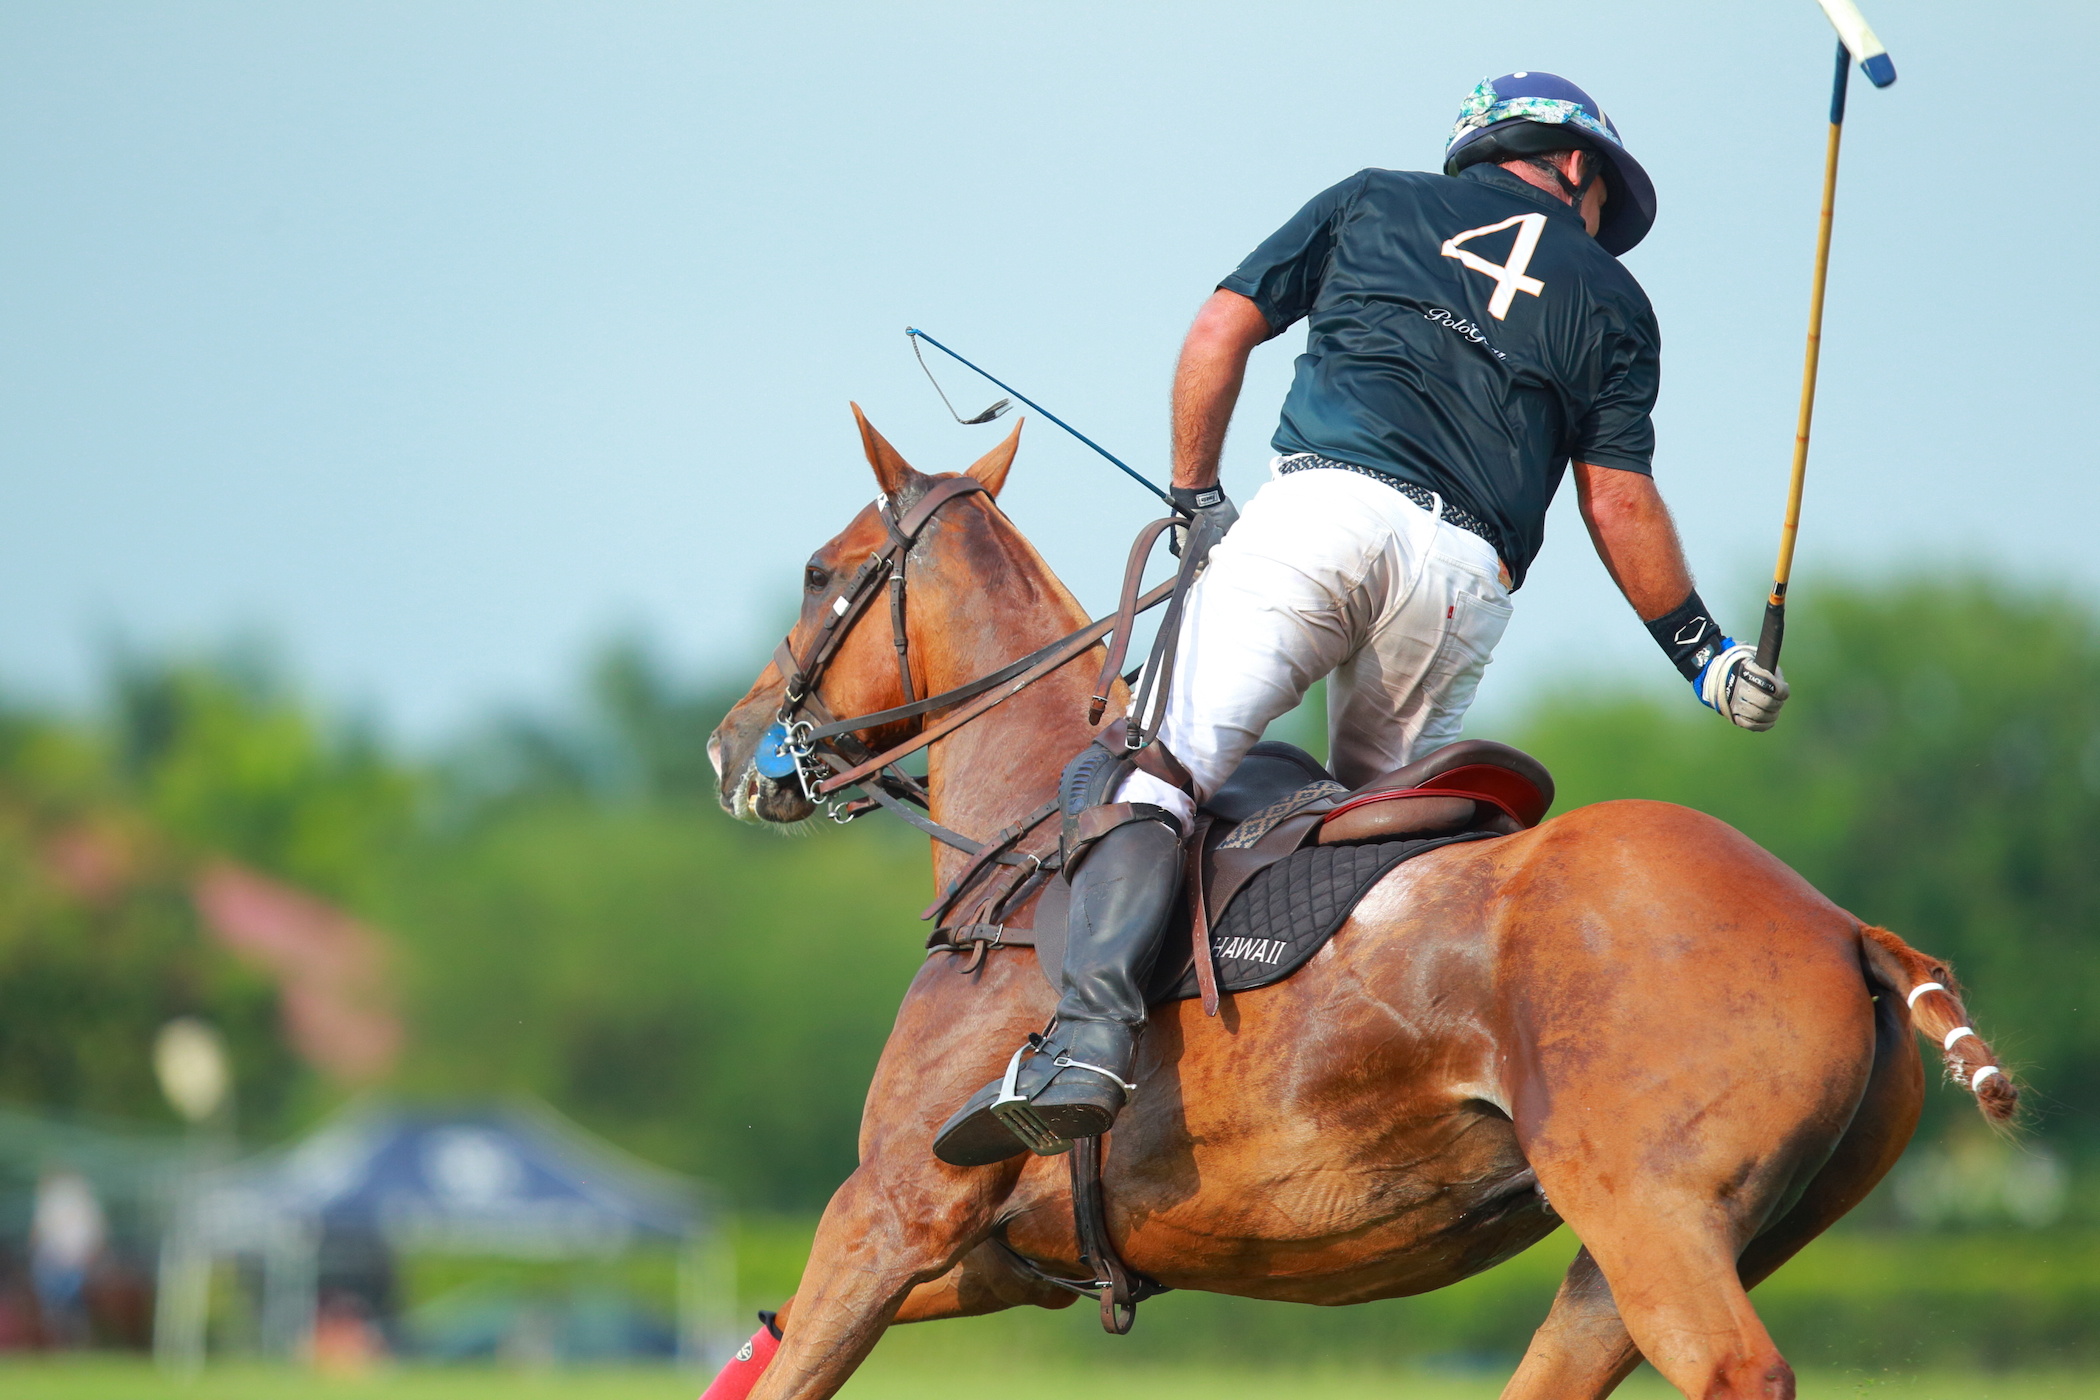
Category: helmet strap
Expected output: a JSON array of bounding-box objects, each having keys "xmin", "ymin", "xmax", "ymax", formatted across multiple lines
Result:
[{"xmin": 1543, "ymin": 150, "xmax": 1602, "ymax": 231}]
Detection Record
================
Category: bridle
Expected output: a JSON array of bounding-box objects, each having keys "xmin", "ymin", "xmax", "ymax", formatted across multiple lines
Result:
[
  {"xmin": 753, "ymin": 473, "xmax": 1182, "ymax": 964},
  {"xmin": 758, "ymin": 474, "xmax": 991, "ymax": 817}
]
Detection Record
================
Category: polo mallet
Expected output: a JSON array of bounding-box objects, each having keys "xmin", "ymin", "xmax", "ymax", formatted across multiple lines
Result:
[{"xmin": 1755, "ymin": 0, "xmax": 1897, "ymax": 674}]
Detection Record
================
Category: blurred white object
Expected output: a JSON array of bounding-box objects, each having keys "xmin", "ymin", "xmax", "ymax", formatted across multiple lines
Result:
[
  {"xmin": 33, "ymin": 1170, "xmax": 106, "ymax": 1271},
  {"xmin": 32, "ymin": 1170, "xmax": 107, "ymax": 1347},
  {"xmin": 154, "ymin": 1017, "xmax": 231, "ymax": 1124}
]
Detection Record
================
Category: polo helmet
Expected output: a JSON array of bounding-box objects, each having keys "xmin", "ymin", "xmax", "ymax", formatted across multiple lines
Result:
[{"xmin": 1443, "ymin": 71, "xmax": 1657, "ymax": 256}]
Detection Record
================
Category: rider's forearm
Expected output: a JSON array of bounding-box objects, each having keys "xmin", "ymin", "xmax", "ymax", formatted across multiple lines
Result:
[
  {"xmin": 1573, "ymin": 461, "xmax": 1694, "ymax": 620},
  {"xmin": 1171, "ymin": 290, "xmax": 1271, "ymax": 490},
  {"xmin": 1580, "ymin": 461, "xmax": 1789, "ymax": 729}
]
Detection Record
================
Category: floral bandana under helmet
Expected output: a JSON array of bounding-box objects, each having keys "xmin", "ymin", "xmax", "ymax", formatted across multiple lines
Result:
[{"xmin": 1446, "ymin": 76, "xmax": 1625, "ymax": 158}]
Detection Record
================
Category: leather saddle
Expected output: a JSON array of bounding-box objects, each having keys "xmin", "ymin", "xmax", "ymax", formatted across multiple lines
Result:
[{"xmin": 1032, "ymin": 737, "xmax": 1555, "ymax": 999}]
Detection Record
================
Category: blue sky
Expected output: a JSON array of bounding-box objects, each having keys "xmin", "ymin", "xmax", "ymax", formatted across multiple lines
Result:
[{"xmin": 1, "ymin": 1, "xmax": 2091, "ymax": 739}]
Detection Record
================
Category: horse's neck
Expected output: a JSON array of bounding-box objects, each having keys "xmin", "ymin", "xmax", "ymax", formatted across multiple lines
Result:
[{"xmin": 918, "ymin": 517, "xmax": 1102, "ymax": 883}]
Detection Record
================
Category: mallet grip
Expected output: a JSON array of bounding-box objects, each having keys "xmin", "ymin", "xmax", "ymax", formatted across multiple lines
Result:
[{"xmin": 1755, "ymin": 595, "xmax": 1786, "ymax": 674}]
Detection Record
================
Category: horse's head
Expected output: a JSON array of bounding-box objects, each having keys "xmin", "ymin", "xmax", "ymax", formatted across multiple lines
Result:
[{"xmin": 710, "ymin": 405, "xmax": 1022, "ymax": 824}]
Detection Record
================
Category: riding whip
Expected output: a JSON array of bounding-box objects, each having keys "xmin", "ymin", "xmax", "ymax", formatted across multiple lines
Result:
[
  {"xmin": 1756, "ymin": 0, "xmax": 1896, "ymax": 673},
  {"xmin": 905, "ymin": 328, "xmax": 1177, "ymax": 511}
]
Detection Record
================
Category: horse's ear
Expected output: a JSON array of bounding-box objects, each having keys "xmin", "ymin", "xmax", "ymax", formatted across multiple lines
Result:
[
  {"xmin": 963, "ymin": 418, "xmax": 1023, "ymax": 498},
  {"xmin": 851, "ymin": 402, "xmax": 923, "ymax": 498}
]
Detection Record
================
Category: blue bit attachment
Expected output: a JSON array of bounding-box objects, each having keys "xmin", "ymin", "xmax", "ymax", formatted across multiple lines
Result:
[{"xmin": 753, "ymin": 721, "xmax": 802, "ymax": 781}]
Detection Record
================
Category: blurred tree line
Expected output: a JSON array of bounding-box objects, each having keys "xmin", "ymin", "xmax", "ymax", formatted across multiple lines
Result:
[{"xmin": 0, "ymin": 573, "xmax": 2093, "ymax": 1212}]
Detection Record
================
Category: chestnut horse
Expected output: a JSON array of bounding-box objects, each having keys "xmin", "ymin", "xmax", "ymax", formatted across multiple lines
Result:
[{"xmin": 708, "ymin": 412, "xmax": 2015, "ymax": 1400}]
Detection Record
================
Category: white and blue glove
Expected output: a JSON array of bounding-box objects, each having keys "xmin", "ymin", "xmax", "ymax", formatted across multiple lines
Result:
[
  {"xmin": 1694, "ymin": 638, "xmax": 1788, "ymax": 732},
  {"xmin": 1646, "ymin": 591, "xmax": 1789, "ymax": 732}
]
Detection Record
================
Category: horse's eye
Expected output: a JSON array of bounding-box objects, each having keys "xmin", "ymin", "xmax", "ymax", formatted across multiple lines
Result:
[{"xmin": 805, "ymin": 565, "xmax": 830, "ymax": 593}]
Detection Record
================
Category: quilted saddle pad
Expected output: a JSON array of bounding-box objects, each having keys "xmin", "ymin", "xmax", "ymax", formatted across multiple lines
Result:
[{"xmin": 1147, "ymin": 831, "xmax": 1496, "ymax": 1004}]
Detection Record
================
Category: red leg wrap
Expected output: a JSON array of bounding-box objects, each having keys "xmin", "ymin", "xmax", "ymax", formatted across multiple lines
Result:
[{"xmin": 698, "ymin": 1315, "xmax": 781, "ymax": 1400}]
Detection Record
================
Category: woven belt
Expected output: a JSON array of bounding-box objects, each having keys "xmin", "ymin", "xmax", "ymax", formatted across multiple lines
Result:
[{"xmin": 1275, "ymin": 454, "xmax": 1501, "ymax": 555}]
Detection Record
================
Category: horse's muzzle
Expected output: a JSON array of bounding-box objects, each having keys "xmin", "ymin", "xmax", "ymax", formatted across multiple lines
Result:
[{"xmin": 710, "ymin": 713, "xmax": 818, "ymax": 825}]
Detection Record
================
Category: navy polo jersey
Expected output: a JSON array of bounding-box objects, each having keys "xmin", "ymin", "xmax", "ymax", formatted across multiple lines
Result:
[{"xmin": 1219, "ymin": 163, "xmax": 1661, "ymax": 588}]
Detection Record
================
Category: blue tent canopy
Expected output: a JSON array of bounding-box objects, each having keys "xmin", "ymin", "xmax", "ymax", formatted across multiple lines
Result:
[
  {"xmin": 159, "ymin": 1098, "xmax": 733, "ymax": 1367},
  {"xmin": 247, "ymin": 1100, "xmax": 704, "ymax": 1254}
]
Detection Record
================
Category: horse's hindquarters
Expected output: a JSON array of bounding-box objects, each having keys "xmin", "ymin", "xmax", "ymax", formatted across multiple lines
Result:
[
  {"xmin": 1485, "ymin": 801, "xmax": 1877, "ymax": 1399},
  {"xmin": 1492, "ymin": 802, "xmax": 1877, "ymax": 1224}
]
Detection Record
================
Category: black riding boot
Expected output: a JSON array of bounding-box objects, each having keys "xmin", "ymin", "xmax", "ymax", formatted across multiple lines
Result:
[{"xmin": 932, "ymin": 814, "xmax": 1183, "ymax": 1166}]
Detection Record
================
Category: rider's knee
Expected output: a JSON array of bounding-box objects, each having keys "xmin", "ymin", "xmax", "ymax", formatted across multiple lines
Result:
[{"xmin": 1114, "ymin": 768, "xmax": 1194, "ymax": 833}]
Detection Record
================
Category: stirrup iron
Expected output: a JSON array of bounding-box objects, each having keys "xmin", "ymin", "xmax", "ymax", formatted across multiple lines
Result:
[{"xmin": 988, "ymin": 1042, "xmax": 1068, "ymax": 1157}]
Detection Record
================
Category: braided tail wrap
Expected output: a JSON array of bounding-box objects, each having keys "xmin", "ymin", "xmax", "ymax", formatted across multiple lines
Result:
[{"xmin": 1860, "ymin": 925, "xmax": 2019, "ymax": 1125}]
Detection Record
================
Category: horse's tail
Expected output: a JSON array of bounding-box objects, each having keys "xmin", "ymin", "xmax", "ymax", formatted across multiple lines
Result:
[{"xmin": 1859, "ymin": 924, "xmax": 2019, "ymax": 1126}]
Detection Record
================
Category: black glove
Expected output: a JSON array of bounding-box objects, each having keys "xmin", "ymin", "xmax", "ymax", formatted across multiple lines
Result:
[{"xmin": 1169, "ymin": 484, "xmax": 1239, "ymax": 559}]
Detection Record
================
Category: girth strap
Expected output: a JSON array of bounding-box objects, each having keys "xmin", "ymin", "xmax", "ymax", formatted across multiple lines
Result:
[
  {"xmin": 979, "ymin": 1143, "xmax": 1170, "ymax": 1335},
  {"xmin": 924, "ymin": 922, "xmax": 1035, "ymax": 973},
  {"xmin": 919, "ymin": 798, "xmax": 1060, "ymax": 926}
]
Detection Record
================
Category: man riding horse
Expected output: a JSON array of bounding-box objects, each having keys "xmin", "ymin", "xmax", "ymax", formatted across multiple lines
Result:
[{"xmin": 936, "ymin": 71, "xmax": 1790, "ymax": 1167}]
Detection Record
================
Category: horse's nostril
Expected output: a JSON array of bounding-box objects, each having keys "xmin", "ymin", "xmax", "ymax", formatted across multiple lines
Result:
[{"xmin": 707, "ymin": 729, "xmax": 726, "ymax": 782}]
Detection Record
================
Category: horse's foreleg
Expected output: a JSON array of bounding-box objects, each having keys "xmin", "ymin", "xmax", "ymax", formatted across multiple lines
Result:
[
  {"xmin": 759, "ymin": 1233, "xmax": 1076, "ymax": 1333},
  {"xmin": 745, "ymin": 1160, "xmax": 1014, "ymax": 1400},
  {"xmin": 1498, "ymin": 1247, "xmax": 1642, "ymax": 1400},
  {"xmin": 703, "ymin": 1239, "xmax": 1073, "ymax": 1400}
]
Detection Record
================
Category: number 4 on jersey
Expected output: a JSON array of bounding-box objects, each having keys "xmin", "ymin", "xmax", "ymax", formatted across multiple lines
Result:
[{"xmin": 1441, "ymin": 212, "xmax": 1547, "ymax": 321}]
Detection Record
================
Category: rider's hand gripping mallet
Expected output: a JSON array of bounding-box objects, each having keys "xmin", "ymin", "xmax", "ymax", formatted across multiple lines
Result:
[{"xmin": 1755, "ymin": 0, "xmax": 1897, "ymax": 674}]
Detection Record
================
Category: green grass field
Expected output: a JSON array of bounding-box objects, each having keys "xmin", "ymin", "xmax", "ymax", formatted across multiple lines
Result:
[
  {"xmin": 15, "ymin": 1224, "xmax": 2089, "ymax": 1399},
  {"xmin": 2, "ymin": 1359, "xmax": 2095, "ymax": 1400}
]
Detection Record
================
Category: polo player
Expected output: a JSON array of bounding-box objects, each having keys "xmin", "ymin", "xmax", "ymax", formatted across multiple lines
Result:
[{"xmin": 936, "ymin": 72, "xmax": 1788, "ymax": 1167}]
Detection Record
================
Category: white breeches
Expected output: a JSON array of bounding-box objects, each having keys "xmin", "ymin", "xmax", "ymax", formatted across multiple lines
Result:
[{"xmin": 1121, "ymin": 463, "xmax": 1514, "ymax": 830}]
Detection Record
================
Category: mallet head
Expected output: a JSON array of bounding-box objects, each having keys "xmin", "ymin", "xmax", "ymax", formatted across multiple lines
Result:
[{"xmin": 1815, "ymin": 0, "xmax": 1897, "ymax": 88}]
